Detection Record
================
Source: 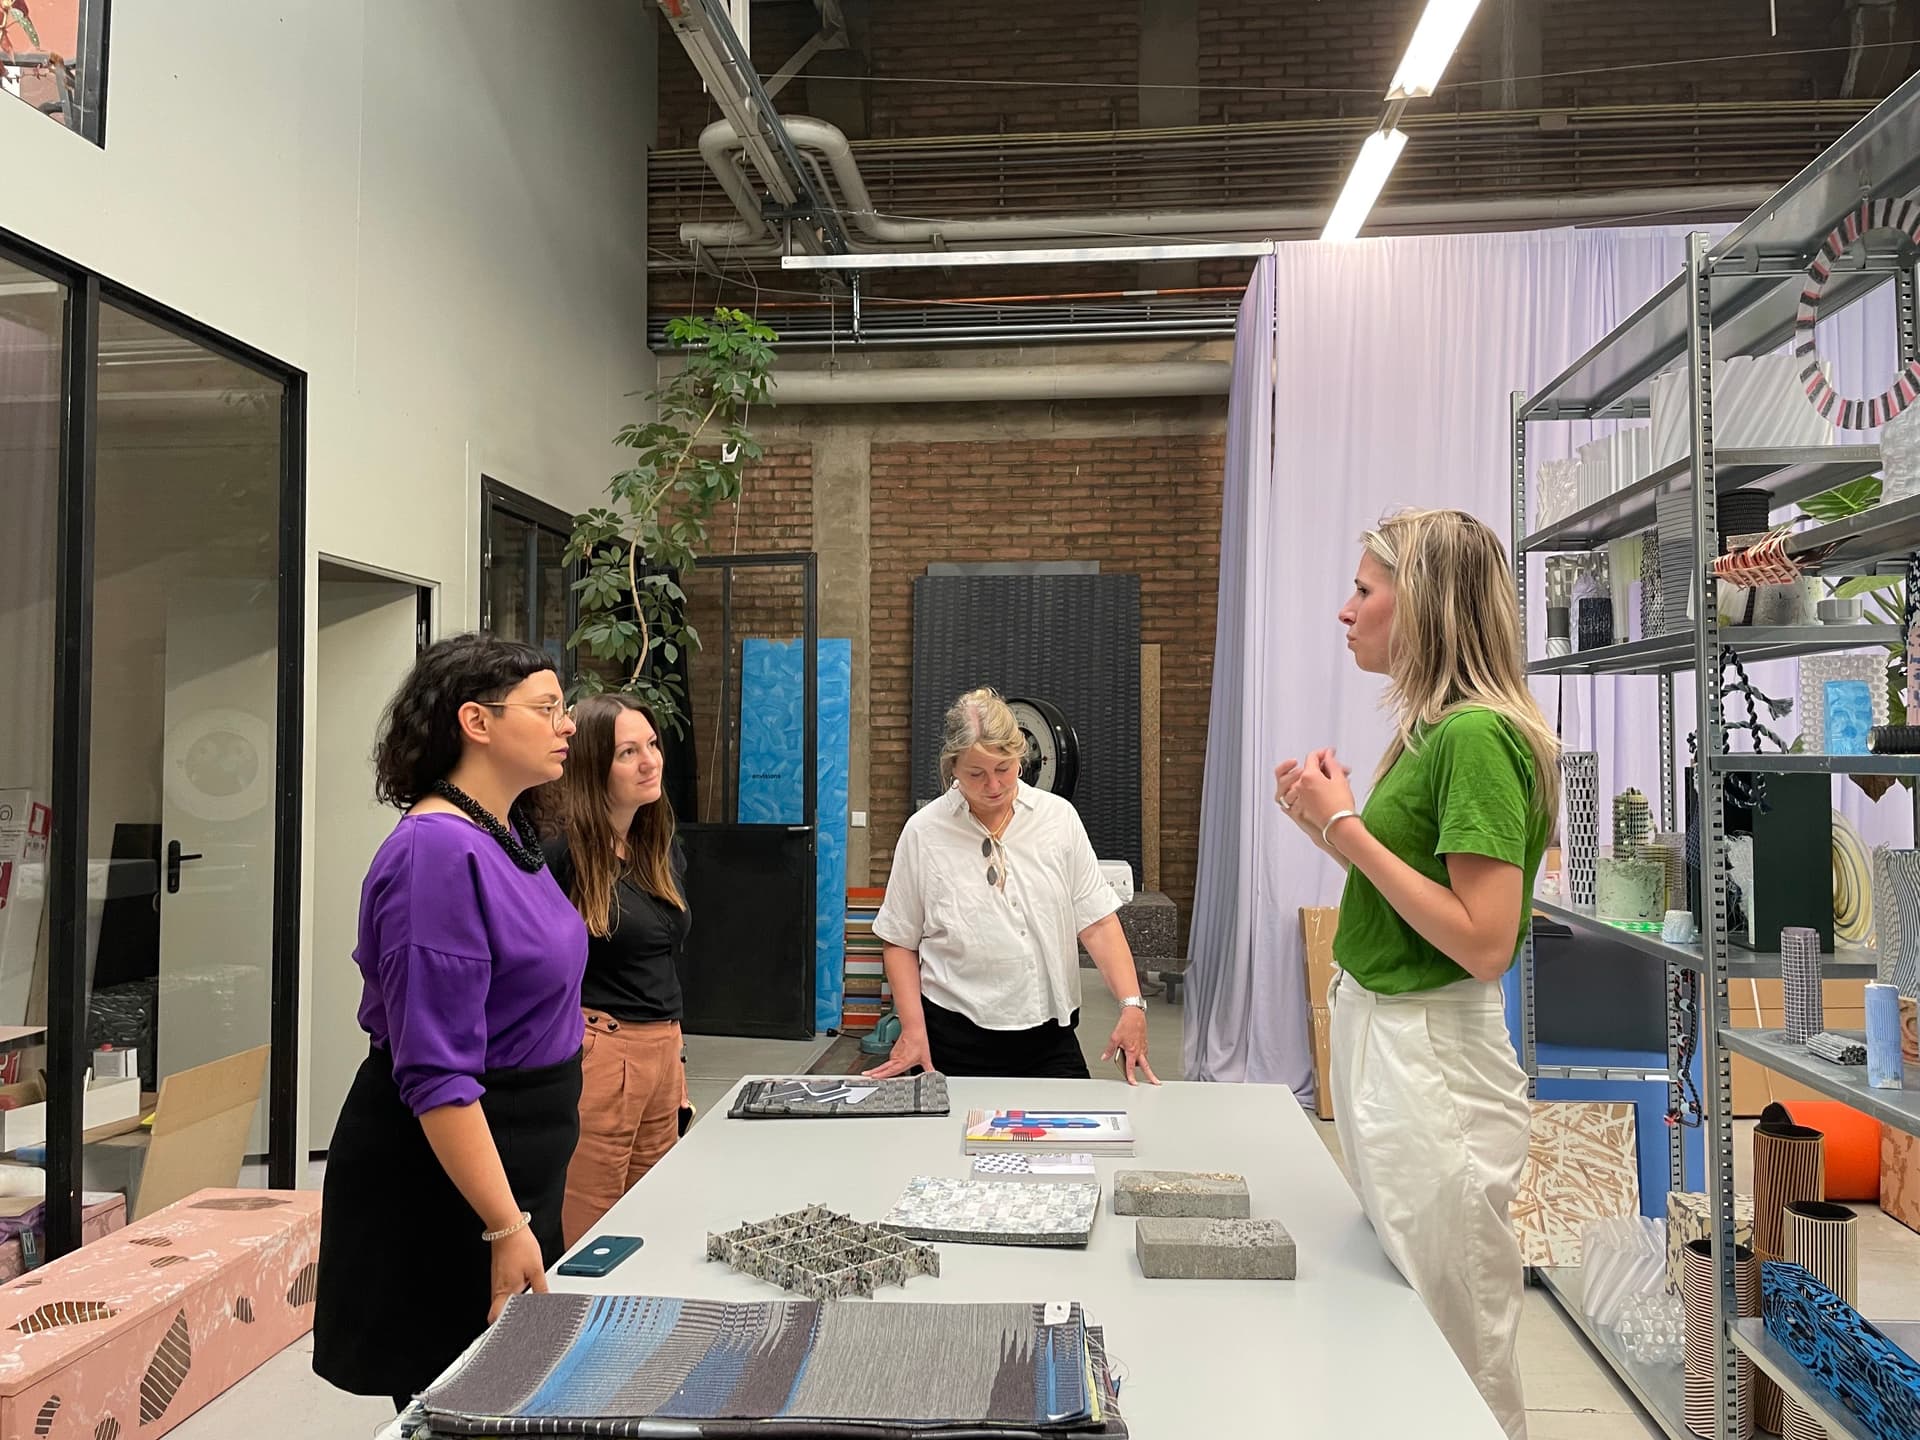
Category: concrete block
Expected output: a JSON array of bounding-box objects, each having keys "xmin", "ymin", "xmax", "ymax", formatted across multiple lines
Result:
[
  {"xmin": 1113, "ymin": 1170, "xmax": 1250, "ymax": 1218},
  {"xmin": 1134, "ymin": 1217, "xmax": 1295, "ymax": 1280}
]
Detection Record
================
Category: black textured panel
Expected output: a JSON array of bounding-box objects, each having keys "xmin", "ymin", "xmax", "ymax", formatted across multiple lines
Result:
[{"xmin": 911, "ymin": 575, "xmax": 1141, "ymax": 878}]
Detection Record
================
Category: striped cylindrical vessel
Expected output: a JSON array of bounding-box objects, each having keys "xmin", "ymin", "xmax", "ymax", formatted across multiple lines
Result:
[
  {"xmin": 1868, "ymin": 981, "xmax": 1906, "ymax": 1090},
  {"xmin": 1752, "ymin": 1113, "xmax": 1826, "ymax": 1431},
  {"xmin": 1781, "ymin": 1200, "xmax": 1859, "ymax": 1440},
  {"xmin": 1683, "ymin": 1237, "xmax": 1757, "ymax": 1439},
  {"xmin": 1780, "ymin": 928, "xmax": 1824, "ymax": 1044}
]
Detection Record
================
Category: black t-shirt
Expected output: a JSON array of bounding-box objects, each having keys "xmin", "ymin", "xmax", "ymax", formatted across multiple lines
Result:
[{"xmin": 543, "ymin": 834, "xmax": 691, "ymax": 1024}]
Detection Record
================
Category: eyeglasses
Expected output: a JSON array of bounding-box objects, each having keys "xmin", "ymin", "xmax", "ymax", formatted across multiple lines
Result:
[
  {"xmin": 981, "ymin": 834, "xmax": 1009, "ymax": 891},
  {"xmin": 482, "ymin": 699, "xmax": 572, "ymax": 733}
]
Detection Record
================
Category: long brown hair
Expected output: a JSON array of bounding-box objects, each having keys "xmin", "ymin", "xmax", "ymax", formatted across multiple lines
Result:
[
  {"xmin": 553, "ymin": 693, "xmax": 685, "ymax": 937},
  {"xmin": 1362, "ymin": 508, "xmax": 1560, "ymax": 829}
]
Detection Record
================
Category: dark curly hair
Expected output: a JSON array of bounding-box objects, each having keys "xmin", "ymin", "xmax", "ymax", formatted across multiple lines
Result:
[{"xmin": 372, "ymin": 633, "xmax": 557, "ymax": 810}]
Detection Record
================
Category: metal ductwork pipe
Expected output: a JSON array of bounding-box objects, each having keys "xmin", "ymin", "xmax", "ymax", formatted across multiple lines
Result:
[
  {"xmin": 682, "ymin": 116, "xmax": 1773, "ymax": 253},
  {"xmin": 766, "ymin": 361, "xmax": 1231, "ymax": 404}
]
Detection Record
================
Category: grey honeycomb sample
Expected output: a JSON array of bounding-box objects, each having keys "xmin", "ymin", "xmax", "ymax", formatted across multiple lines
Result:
[
  {"xmin": 706, "ymin": 1205, "xmax": 940, "ymax": 1299},
  {"xmin": 1113, "ymin": 1170, "xmax": 1250, "ymax": 1218},
  {"xmin": 1134, "ymin": 1217, "xmax": 1296, "ymax": 1280}
]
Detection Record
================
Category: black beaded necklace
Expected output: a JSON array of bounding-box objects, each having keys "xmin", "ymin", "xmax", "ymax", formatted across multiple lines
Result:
[{"xmin": 429, "ymin": 780, "xmax": 546, "ymax": 873}]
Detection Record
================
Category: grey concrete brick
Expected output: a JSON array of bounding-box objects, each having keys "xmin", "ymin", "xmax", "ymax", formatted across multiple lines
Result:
[
  {"xmin": 1113, "ymin": 1169, "xmax": 1251, "ymax": 1218},
  {"xmin": 1134, "ymin": 1217, "xmax": 1295, "ymax": 1280}
]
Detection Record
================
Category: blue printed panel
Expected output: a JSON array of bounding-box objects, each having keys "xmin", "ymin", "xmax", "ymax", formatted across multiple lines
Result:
[
  {"xmin": 739, "ymin": 638, "xmax": 852, "ymax": 1033},
  {"xmin": 1762, "ymin": 1260, "xmax": 1920, "ymax": 1439}
]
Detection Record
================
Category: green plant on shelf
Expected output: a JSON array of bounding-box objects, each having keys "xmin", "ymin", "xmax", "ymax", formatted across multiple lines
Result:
[{"xmin": 1799, "ymin": 474, "xmax": 1909, "ymax": 797}]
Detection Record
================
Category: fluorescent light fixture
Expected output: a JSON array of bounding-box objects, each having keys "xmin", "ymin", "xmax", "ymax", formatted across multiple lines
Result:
[
  {"xmin": 782, "ymin": 241, "xmax": 1277, "ymax": 270},
  {"xmin": 1387, "ymin": 0, "xmax": 1484, "ymax": 99},
  {"xmin": 1321, "ymin": 128, "xmax": 1409, "ymax": 242}
]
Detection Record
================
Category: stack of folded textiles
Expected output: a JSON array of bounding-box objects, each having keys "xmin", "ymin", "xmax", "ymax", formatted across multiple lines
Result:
[{"xmin": 410, "ymin": 1293, "xmax": 1128, "ymax": 1439}]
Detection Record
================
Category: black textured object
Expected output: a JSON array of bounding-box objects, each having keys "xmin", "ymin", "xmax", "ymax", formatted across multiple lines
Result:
[
  {"xmin": 1872, "ymin": 724, "xmax": 1920, "ymax": 754},
  {"xmin": 1546, "ymin": 606, "xmax": 1571, "ymax": 642},
  {"xmin": 428, "ymin": 781, "xmax": 545, "ymax": 873},
  {"xmin": 912, "ymin": 575, "xmax": 1141, "ymax": 877},
  {"xmin": 1008, "ymin": 695, "xmax": 1080, "ymax": 800},
  {"xmin": 1719, "ymin": 489, "xmax": 1776, "ymax": 552},
  {"xmin": 1577, "ymin": 597, "xmax": 1614, "ymax": 651}
]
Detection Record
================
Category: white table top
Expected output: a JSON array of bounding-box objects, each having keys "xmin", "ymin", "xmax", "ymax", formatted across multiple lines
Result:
[{"xmin": 536, "ymin": 1076, "xmax": 1505, "ymax": 1439}]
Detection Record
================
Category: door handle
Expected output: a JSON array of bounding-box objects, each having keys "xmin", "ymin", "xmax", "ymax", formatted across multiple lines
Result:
[{"xmin": 166, "ymin": 840, "xmax": 204, "ymax": 894}]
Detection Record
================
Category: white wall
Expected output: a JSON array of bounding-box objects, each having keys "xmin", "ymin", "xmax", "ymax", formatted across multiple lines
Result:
[{"xmin": 1, "ymin": 0, "xmax": 659, "ymax": 1162}]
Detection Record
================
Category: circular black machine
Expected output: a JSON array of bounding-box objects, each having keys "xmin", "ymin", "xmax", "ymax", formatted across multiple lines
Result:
[{"xmin": 1006, "ymin": 697, "xmax": 1079, "ymax": 801}]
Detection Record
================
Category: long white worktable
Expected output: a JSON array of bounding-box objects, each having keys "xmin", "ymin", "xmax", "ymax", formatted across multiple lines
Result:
[{"xmin": 465, "ymin": 1075, "xmax": 1505, "ymax": 1438}]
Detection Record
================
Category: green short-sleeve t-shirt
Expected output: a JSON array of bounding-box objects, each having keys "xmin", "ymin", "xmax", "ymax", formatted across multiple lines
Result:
[{"xmin": 1331, "ymin": 707, "xmax": 1548, "ymax": 996}]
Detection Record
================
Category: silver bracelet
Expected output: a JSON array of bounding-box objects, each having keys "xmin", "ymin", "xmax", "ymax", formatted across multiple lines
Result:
[
  {"xmin": 482, "ymin": 1210, "xmax": 532, "ymax": 1243},
  {"xmin": 1321, "ymin": 809, "xmax": 1361, "ymax": 846}
]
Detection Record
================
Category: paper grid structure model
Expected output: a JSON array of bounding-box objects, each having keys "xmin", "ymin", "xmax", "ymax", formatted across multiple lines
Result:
[
  {"xmin": 706, "ymin": 1206, "xmax": 940, "ymax": 1298},
  {"xmin": 880, "ymin": 1176, "xmax": 1102, "ymax": 1247},
  {"xmin": 728, "ymin": 1073, "xmax": 950, "ymax": 1119}
]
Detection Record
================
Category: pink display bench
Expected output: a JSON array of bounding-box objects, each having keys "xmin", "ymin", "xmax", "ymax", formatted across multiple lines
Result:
[{"xmin": 0, "ymin": 1188, "xmax": 319, "ymax": 1439}]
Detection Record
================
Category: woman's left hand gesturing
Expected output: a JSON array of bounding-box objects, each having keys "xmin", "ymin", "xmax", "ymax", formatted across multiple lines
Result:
[
  {"xmin": 1101, "ymin": 1006, "xmax": 1159, "ymax": 1086},
  {"xmin": 1275, "ymin": 748, "xmax": 1357, "ymax": 836}
]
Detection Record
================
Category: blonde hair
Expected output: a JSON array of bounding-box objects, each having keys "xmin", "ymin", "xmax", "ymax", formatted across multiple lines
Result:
[
  {"xmin": 1362, "ymin": 508, "xmax": 1560, "ymax": 827},
  {"xmin": 939, "ymin": 687, "xmax": 1029, "ymax": 786}
]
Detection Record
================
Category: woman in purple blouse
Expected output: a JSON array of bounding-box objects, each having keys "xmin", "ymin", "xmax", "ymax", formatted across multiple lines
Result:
[{"xmin": 313, "ymin": 634, "xmax": 588, "ymax": 1410}]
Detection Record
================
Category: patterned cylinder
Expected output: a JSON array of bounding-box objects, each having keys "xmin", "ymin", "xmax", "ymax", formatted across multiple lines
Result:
[
  {"xmin": 1868, "ymin": 981, "xmax": 1906, "ymax": 1090},
  {"xmin": 1562, "ymin": 752, "xmax": 1600, "ymax": 909},
  {"xmin": 1781, "ymin": 1201, "xmax": 1859, "ymax": 1440},
  {"xmin": 1753, "ymin": 1114, "xmax": 1826, "ymax": 1264},
  {"xmin": 1546, "ymin": 635, "xmax": 1572, "ymax": 659},
  {"xmin": 1640, "ymin": 528, "xmax": 1663, "ymax": 638},
  {"xmin": 1613, "ymin": 788, "xmax": 1652, "ymax": 853},
  {"xmin": 1654, "ymin": 832, "xmax": 1688, "ymax": 913},
  {"xmin": 1871, "ymin": 845, "xmax": 1920, "ymax": 995},
  {"xmin": 1780, "ymin": 928, "xmax": 1824, "ymax": 1044},
  {"xmin": 1683, "ymin": 1237, "xmax": 1758, "ymax": 1439}
]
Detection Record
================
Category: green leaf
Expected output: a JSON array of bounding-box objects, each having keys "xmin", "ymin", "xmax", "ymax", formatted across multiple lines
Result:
[
  {"xmin": 1799, "ymin": 475, "xmax": 1883, "ymax": 521},
  {"xmin": 1832, "ymin": 574, "xmax": 1902, "ymax": 600}
]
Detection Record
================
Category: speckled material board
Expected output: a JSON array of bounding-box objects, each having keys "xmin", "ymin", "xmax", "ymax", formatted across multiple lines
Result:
[
  {"xmin": 1509, "ymin": 1101, "xmax": 1640, "ymax": 1266},
  {"xmin": 880, "ymin": 1177, "xmax": 1101, "ymax": 1247},
  {"xmin": 1134, "ymin": 1218, "xmax": 1296, "ymax": 1279},
  {"xmin": 1113, "ymin": 1170, "xmax": 1250, "ymax": 1219}
]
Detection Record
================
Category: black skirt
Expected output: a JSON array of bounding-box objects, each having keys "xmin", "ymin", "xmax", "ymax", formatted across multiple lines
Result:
[
  {"xmin": 312, "ymin": 1045, "xmax": 582, "ymax": 1399},
  {"xmin": 921, "ymin": 1000, "xmax": 1091, "ymax": 1079}
]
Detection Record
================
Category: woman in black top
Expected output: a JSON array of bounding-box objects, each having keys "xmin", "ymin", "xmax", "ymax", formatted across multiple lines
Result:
[{"xmin": 542, "ymin": 694, "xmax": 691, "ymax": 1245}]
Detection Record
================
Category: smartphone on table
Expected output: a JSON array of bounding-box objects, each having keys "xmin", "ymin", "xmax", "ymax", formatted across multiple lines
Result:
[{"xmin": 558, "ymin": 1234, "xmax": 645, "ymax": 1277}]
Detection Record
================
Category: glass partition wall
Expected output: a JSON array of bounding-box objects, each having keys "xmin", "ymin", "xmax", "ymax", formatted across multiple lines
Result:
[{"xmin": 0, "ymin": 232, "xmax": 303, "ymax": 1259}]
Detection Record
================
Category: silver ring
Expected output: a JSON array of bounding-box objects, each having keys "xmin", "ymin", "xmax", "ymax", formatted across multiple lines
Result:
[{"xmin": 1279, "ymin": 798, "xmax": 1293, "ymax": 812}]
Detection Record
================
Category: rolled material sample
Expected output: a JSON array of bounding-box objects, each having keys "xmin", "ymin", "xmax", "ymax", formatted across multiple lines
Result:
[{"xmin": 1753, "ymin": 1110, "xmax": 1826, "ymax": 1263}]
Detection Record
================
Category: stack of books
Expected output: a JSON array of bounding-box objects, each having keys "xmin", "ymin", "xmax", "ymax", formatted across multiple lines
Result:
[
  {"xmin": 963, "ymin": 1109, "xmax": 1135, "ymax": 1157},
  {"xmin": 841, "ymin": 887, "xmax": 889, "ymax": 1032}
]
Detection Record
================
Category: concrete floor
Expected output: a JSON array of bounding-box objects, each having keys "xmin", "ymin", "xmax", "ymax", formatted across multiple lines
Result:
[{"xmin": 168, "ymin": 989, "xmax": 1920, "ymax": 1440}]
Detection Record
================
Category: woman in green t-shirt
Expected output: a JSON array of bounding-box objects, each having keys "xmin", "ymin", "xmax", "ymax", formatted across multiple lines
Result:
[{"xmin": 1275, "ymin": 508, "xmax": 1557, "ymax": 1440}]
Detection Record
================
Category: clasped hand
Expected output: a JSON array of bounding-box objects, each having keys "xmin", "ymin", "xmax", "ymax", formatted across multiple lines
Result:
[{"xmin": 1273, "ymin": 748, "xmax": 1356, "ymax": 838}]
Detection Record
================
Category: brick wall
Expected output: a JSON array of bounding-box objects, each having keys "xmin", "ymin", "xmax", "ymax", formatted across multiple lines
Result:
[
  {"xmin": 679, "ymin": 443, "xmax": 816, "ymax": 821},
  {"xmin": 868, "ymin": 434, "xmax": 1228, "ymax": 951}
]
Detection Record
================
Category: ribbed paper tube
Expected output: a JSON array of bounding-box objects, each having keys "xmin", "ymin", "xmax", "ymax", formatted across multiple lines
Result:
[
  {"xmin": 1683, "ymin": 1237, "xmax": 1757, "ymax": 1439},
  {"xmin": 1780, "ymin": 1200, "xmax": 1859, "ymax": 1440},
  {"xmin": 1751, "ymin": 1112, "xmax": 1826, "ymax": 1431}
]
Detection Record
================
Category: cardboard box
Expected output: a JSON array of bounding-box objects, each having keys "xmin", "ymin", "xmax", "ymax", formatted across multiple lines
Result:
[
  {"xmin": 1299, "ymin": 907, "xmax": 1341, "ymax": 1008},
  {"xmin": 0, "ymin": 1074, "xmax": 141, "ymax": 1151},
  {"xmin": 1310, "ymin": 1006, "xmax": 1333, "ymax": 1121},
  {"xmin": 1726, "ymin": 975, "xmax": 1869, "ymax": 1116}
]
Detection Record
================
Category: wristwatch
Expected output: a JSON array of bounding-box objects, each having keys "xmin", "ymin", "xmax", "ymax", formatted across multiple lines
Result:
[{"xmin": 1119, "ymin": 995, "xmax": 1148, "ymax": 1012}]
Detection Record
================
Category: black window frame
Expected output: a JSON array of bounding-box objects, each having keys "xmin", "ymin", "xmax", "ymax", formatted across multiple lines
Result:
[
  {"xmin": 1, "ymin": 220, "xmax": 306, "ymax": 1258},
  {"xmin": 480, "ymin": 477, "xmax": 579, "ymax": 682},
  {"xmin": 0, "ymin": 0, "xmax": 112, "ymax": 145}
]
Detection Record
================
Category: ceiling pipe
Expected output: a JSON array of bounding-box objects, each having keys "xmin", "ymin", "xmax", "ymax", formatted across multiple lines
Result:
[
  {"xmin": 765, "ymin": 361, "xmax": 1231, "ymax": 404},
  {"xmin": 679, "ymin": 116, "xmax": 1773, "ymax": 254}
]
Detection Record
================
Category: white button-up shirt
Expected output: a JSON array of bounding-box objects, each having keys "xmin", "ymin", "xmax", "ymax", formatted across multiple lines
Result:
[{"xmin": 873, "ymin": 781, "xmax": 1121, "ymax": 1030}]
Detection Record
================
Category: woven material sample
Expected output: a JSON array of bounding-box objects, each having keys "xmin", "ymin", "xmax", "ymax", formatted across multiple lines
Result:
[
  {"xmin": 727, "ymin": 1074, "xmax": 949, "ymax": 1119},
  {"xmin": 1781, "ymin": 1202, "xmax": 1860, "ymax": 1440},
  {"xmin": 1762, "ymin": 1260, "xmax": 1920, "ymax": 1440},
  {"xmin": 1683, "ymin": 1238, "xmax": 1758, "ymax": 1439},
  {"xmin": 1509, "ymin": 1101, "xmax": 1640, "ymax": 1266},
  {"xmin": 1562, "ymin": 753, "xmax": 1600, "ymax": 910},
  {"xmin": 705, "ymin": 1207, "xmax": 939, "ymax": 1299},
  {"xmin": 1640, "ymin": 528, "xmax": 1664, "ymax": 638},
  {"xmin": 420, "ymin": 1293, "xmax": 1126, "ymax": 1438},
  {"xmin": 881, "ymin": 1177, "xmax": 1101, "ymax": 1247},
  {"xmin": 1780, "ymin": 928, "xmax": 1823, "ymax": 1044}
]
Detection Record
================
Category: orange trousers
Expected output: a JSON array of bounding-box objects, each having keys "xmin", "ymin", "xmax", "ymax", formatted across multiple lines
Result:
[{"xmin": 562, "ymin": 1011, "xmax": 684, "ymax": 1247}]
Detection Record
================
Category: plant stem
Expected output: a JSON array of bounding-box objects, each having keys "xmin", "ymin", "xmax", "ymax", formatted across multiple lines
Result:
[{"xmin": 625, "ymin": 399, "xmax": 722, "ymax": 688}]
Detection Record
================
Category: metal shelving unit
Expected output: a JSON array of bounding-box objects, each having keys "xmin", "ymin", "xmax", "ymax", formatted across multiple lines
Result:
[{"xmin": 1508, "ymin": 69, "xmax": 1920, "ymax": 1440}]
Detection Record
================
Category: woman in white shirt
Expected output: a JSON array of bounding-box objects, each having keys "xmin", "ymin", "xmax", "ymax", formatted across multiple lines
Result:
[{"xmin": 865, "ymin": 688, "xmax": 1158, "ymax": 1083}]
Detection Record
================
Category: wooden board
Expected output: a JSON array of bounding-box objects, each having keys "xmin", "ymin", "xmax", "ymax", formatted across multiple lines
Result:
[{"xmin": 1510, "ymin": 1100, "xmax": 1641, "ymax": 1265}]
